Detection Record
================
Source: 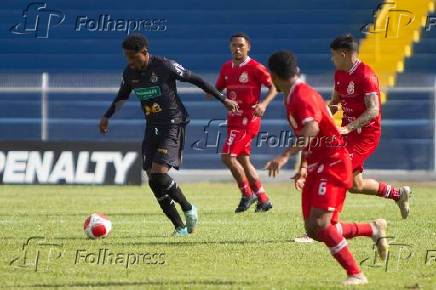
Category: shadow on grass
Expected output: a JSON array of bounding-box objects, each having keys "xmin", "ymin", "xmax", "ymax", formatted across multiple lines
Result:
[
  {"xmin": 0, "ymin": 212, "xmax": 162, "ymax": 217},
  {"xmin": 109, "ymin": 239, "xmax": 288, "ymax": 247},
  {"xmin": 9, "ymin": 279, "xmax": 251, "ymax": 288},
  {"xmin": 1, "ymin": 235, "xmax": 168, "ymax": 241}
]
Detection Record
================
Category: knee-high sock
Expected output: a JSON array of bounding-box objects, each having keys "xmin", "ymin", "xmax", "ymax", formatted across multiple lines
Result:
[
  {"xmin": 150, "ymin": 173, "xmax": 192, "ymax": 212},
  {"xmin": 249, "ymin": 179, "xmax": 269, "ymax": 203},
  {"xmin": 149, "ymin": 174, "xmax": 184, "ymax": 229},
  {"xmin": 377, "ymin": 182, "xmax": 400, "ymax": 201},
  {"xmin": 317, "ymin": 225, "xmax": 361, "ymax": 276},
  {"xmin": 336, "ymin": 223, "xmax": 373, "ymax": 239}
]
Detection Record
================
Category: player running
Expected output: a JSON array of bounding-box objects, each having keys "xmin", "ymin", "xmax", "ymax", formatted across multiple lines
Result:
[
  {"xmin": 265, "ymin": 50, "xmax": 387, "ymax": 285},
  {"xmin": 99, "ymin": 34, "xmax": 239, "ymax": 236},
  {"xmin": 329, "ymin": 34, "xmax": 411, "ymax": 219},
  {"xmin": 213, "ymin": 32, "xmax": 277, "ymax": 213},
  {"xmin": 291, "ymin": 34, "xmax": 411, "ymax": 244}
]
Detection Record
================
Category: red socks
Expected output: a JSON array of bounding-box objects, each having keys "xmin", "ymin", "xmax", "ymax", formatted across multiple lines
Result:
[
  {"xmin": 336, "ymin": 223, "xmax": 373, "ymax": 239},
  {"xmin": 317, "ymin": 225, "xmax": 361, "ymax": 276},
  {"xmin": 377, "ymin": 182, "xmax": 401, "ymax": 201},
  {"xmin": 250, "ymin": 179, "xmax": 269, "ymax": 203},
  {"xmin": 238, "ymin": 180, "xmax": 252, "ymax": 198}
]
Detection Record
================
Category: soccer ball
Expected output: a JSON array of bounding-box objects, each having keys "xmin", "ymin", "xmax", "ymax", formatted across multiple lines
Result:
[{"xmin": 83, "ymin": 213, "xmax": 112, "ymax": 239}]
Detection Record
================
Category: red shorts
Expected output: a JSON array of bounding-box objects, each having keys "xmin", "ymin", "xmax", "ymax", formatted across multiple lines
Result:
[
  {"xmin": 344, "ymin": 130, "xmax": 380, "ymax": 173},
  {"xmin": 221, "ymin": 127, "xmax": 256, "ymax": 156},
  {"xmin": 301, "ymin": 153, "xmax": 352, "ymax": 224}
]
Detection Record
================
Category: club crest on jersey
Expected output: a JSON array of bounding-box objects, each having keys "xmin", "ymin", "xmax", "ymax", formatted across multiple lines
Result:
[
  {"xmin": 239, "ymin": 72, "xmax": 249, "ymax": 83},
  {"xmin": 347, "ymin": 81, "xmax": 355, "ymax": 95},
  {"xmin": 150, "ymin": 72, "xmax": 159, "ymax": 83},
  {"xmin": 228, "ymin": 91, "xmax": 237, "ymax": 100}
]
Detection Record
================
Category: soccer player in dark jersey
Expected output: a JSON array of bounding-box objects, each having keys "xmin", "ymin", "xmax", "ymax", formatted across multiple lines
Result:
[{"xmin": 99, "ymin": 34, "xmax": 239, "ymax": 236}]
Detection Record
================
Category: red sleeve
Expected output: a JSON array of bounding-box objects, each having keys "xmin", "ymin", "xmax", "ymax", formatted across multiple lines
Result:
[
  {"xmin": 255, "ymin": 63, "xmax": 272, "ymax": 88},
  {"xmin": 293, "ymin": 90, "xmax": 323, "ymax": 128},
  {"xmin": 361, "ymin": 70, "xmax": 379, "ymax": 96},
  {"xmin": 215, "ymin": 65, "xmax": 226, "ymax": 91}
]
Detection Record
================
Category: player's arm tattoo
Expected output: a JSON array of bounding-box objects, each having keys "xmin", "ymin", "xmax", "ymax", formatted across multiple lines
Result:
[
  {"xmin": 347, "ymin": 92, "xmax": 379, "ymax": 131},
  {"xmin": 329, "ymin": 90, "xmax": 340, "ymax": 115}
]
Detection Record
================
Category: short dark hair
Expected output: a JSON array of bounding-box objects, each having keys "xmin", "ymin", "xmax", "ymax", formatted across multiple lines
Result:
[
  {"xmin": 268, "ymin": 50, "xmax": 299, "ymax": 79},
  {"xmin": 330, "ymin": 34, "xmax": 358, "ymax": 52},
  {"xmin": 122, "ymin": 34, "xmax": 149, "ymax": 52},
  {"xmin": 230, "ymin": 32, "xmax": 251, "ymax": 44}
]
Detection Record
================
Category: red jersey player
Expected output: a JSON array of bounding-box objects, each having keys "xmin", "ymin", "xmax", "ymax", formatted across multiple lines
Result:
[
  {"xmin": 329, "ymin": 34, "xmax": 411, "ymax": 218},
  {"xmin": 213, "ymin": 33, "xmax": 277, "ymax": 212},
  {"xmin": 265, "ymin": 50, "xmax": 387, "ymax": 285}
]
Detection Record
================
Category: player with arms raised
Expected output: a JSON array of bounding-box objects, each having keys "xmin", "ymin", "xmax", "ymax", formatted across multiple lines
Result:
[{"xmin": 266, "ymin": 51, "xmax": 387, "ymax": 285}]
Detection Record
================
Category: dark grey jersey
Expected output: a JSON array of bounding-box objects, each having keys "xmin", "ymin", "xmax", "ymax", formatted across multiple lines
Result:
[{"xmin": 104, "ymin": 55, "xmax": 226, "ymax": 125}]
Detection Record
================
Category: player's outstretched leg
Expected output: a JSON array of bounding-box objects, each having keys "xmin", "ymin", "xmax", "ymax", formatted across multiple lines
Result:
[
  {"xmin": 379, "ymin": 184, "xmax": 411, "ymax": 219},
  {"xmin": 150, "ymin": 173, "xmax": 198, "ymax": 234},
  {"xmin": 221, "ymin": 154, "xmax": 258, "ymax": 213},
  {"xmin": 350, "ymin": 172, "xmax": 412, "ymax": 219},
  {"xmin": 336, "ymin": 219, "xmax": 389, "ymax": 261},
  {"xmin": 148, "ymin": 173, "xmax": 188, "ymax": 236},
  {"xmin": 306, "ymin": 208, "xmax": 368, "ymax": 286},
  {"xmin": 237, "ymin": 155, "xmax": 272, "ymax": 212}
]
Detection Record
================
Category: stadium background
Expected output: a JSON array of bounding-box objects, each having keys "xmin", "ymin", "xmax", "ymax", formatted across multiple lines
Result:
[{"xmin": 0, "ymin": 0, "xmax": 435, "ymax": 184}]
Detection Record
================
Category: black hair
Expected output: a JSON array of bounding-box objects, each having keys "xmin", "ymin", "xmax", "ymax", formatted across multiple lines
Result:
[
  {"xmin": 230, "ymin": 32, "xmax": 251, "ymax": 44},
  {"xmin": 122, "ymin": 34, "xmax": 149, "ymax": 52},
  {"xmin": 268, "ymin": 50, "xmax": 299, "ymax": 79},
  {"xmin": 330, "ymin": 34, "xmax": 358, "ymax": 52}
]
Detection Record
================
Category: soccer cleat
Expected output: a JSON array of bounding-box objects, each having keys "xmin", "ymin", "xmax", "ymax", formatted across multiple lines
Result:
[
  {"xmin": 172, "ymin": 227, "xmax": 188, "ymax": 237},
  {"xmin": 184, "ymin": 204, "xmax": 198, "ymax": 234},
  {"xmin": 396, "ymin": 186, "xmax": 411, "ymax": 219},
  {"xmin": 371, "ymin": 219, "xmax": 388, "ymax": 261},
  {"xmin": 235, "ymin": 194, "xmax": 258, "ymax": 213},
  {"xmin": 255, "ymin": 200, "xmax": 273, "ymax": 212},
  {"xmin": 294, "ymin": 234, "xmax": 315, "ymax": 243},
  {"xmin": 342, "ymin": 273, "xmax": 368, "ymax": 286}
]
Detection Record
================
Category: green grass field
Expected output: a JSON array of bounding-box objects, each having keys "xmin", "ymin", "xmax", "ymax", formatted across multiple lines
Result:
[{"xmin": 0, "ymin": 182, "xmax": 435, "ymax": 289}]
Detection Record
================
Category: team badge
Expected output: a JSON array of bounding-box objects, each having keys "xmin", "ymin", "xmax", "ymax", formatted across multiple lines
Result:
[
  {"xmin": 228, "ymin": 91, "xmax": 237, "ymax": 100},
  {"xmin": 347, "ymin": 81, "xmax": 355, "ymax": 95},
  {"xmin": 150, "ymin": 72, "xmax": 159, "ymax": 83},
  {"xmin": 239, "ymin": 72, "xmax": 249, "ymax": 83}
]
